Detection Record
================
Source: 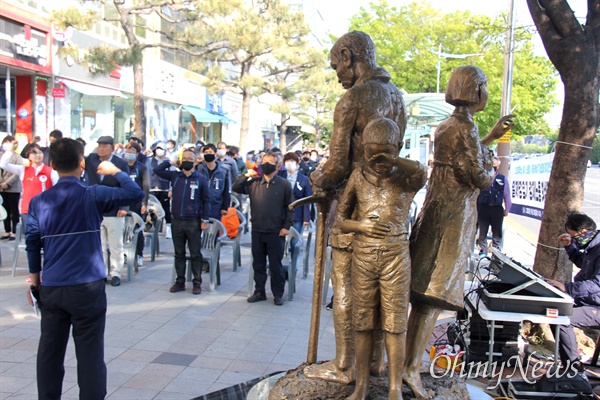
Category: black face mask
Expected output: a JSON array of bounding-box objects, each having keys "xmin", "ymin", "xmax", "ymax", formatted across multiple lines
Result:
[
  {"xmin": 302, "ymin": 157, "xmax": 310, "ymax": 162},
  {"xmin": 181, "ymin": 161, "xmax": 194, "ymax": 171},
  {"xmin": 493, "ymin": 166, "xmax": 498, "ymax": 172},
  {"xmin": 262, "ymin": 163, "xmax": 277, "ymax": 175},
  {"xmin": 204, "ymin": 154, "xmax": 216, "ymax": 163}
]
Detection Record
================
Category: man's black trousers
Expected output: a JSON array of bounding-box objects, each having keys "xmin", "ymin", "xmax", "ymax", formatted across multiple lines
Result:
[
  {"xmin": 251, "ymin": 231, "xmax": 286, "ymax": 298},
  {"xmin": 172, "ymin": 217, "xmax": 203, "ymax": 285},
  {"xmin": 37, "ymin": 279, "xmax": 107, "ymax": 400},
  {"xmin": 477, "ymin": 204, "xmax": 504, "ymax": 253}
]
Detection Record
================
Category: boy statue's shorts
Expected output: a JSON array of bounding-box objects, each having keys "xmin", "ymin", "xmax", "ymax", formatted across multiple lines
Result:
[{"xmin": 351, "ymin": 238, "xmax": 410, "ymax": 334}]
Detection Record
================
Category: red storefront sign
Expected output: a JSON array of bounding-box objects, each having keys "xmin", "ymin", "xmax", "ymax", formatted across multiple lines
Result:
[{"xmin": 52, "ymin": 87, "xmax": 65, "ymax": 98}]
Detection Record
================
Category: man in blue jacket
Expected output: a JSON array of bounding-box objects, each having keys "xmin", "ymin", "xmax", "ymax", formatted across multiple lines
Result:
[
  {"xmin": 27, "ymin": 138, "xmax": 144, "ymax": 400},
  {"xmin": 154, "ymin": 149, "xmax": 209, "ymax": 295},
  {"xmin": 547, "ymin": 212, "xmax": 600, "ymax": 372},
  {"xmin": 197, "ymin": 143, "xmax": 230, "ymax": 220}
]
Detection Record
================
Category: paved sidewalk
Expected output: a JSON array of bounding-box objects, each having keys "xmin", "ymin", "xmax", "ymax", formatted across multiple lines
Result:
[
  {"xmin": 0, "ymin": 230, "xmax": 336, "ymax": 399},
  {"xmin": 0, "ymin": 217, "xmax": 538, "ymax": 400}
]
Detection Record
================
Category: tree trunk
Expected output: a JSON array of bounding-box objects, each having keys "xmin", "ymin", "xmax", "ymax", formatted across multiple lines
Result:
[
  {"xmin": 133, "ymin": 61, "xmax": 146, "ymax": 144},
  {"xmin": 528, "ymin": 0, "xmax": 600, "ymax": 280},
  {"xmin": 279, "ymin": 113, "xmax": 288, "ymax": 152},
  {"xmin": 239, "ymin": 88, "xmax": 252, "ymax": 152}
]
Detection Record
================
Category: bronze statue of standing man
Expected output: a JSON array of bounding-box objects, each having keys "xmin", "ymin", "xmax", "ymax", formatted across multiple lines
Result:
[{"xmin": 306, "ymin": 31, "xmax": 406, "ymax": 384}]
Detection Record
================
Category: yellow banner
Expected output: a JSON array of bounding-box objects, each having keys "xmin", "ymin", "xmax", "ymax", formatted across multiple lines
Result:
[{"xmin": 497, "ymin": 129, "xmax": 512, "ymax": 143}]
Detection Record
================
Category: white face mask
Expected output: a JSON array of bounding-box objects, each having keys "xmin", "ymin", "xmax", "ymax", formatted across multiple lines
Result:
[
  {"xmin": 217, "ymin": 149, "xmax": 227, "ymax": 157},
  {"xmin": 155, "ymin": 149, "xmax": 165, "ymax": 157},
  {"xmin": 310, "ymin": 154, "xmax": 318, "ymax": 162},
  {"xmin": 285, "ymin": 161, "xmax": 297, "ymax": 172},
  {"xmin": 2, "ymin": 143, "xmax": 13, "ymax": 152}
]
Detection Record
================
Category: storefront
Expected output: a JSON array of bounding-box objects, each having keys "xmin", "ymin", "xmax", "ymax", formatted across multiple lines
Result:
[
  {"xmin": 54, "ymin": 30, "xmax": 124, "ymax": 151},
  {"xmin": 0, "ymin": 3, "xmax": 52, "ymax": 147}
]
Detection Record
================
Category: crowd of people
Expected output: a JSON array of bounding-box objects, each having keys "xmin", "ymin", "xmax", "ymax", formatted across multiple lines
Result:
[{"xmin": 0, "ymin": 131, "xmax": 328, "ymax": 293}]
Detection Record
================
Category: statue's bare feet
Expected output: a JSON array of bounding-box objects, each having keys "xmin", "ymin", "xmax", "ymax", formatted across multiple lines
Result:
[
  {"xmin": 304, "ymin": 361, "xmax": 354, "ymax": 384},
  {"xmin": 403, "ymin": 368, "xmax": 433, "ymax": 399},
  {"xmin": 346, "ymin": 389, "xmax": 370, "ymax": 400},
  {"xmin": 387, "ymin": 388, "xmax": 403, "ymax": 400}
]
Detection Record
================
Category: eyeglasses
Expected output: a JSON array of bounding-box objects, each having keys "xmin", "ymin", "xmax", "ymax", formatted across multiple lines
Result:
[{"xmin": 30, "ymin": 151, "xmax": 43, "ymax": 156}]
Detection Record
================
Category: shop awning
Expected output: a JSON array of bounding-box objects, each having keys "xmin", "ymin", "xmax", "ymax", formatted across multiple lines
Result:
[
  {"xmin": 183, "ymin": 105, "xmax": 223, "ymax": 123},
  {"xmin": 59, "ymin": 78, "xmax": 126, "ymax": 98},
  {"xmin": 183, "ymin": 105, "xmax": 237, "ymax": 124}
]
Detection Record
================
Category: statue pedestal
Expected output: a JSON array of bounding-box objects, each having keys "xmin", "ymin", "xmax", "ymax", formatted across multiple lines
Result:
[{"xmin": 261, "ymin": 363, "xmax": 491, "ymax": 400}]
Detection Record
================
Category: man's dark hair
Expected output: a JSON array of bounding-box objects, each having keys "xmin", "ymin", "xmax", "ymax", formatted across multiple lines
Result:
[
  {"xmin": 229, "ymin": 145, "xmax": 239, "ymax": 156},
  {"xmin": 270, "ymin": 147, "xmax": 281, "ymax": 154},
  {"xmin": 49, "ymin": 130, "xmax": 63, "ymax": 140},
  {"xmin": 310, "ymin": 149, "xmax": 319, "ymax": 155},
  {"xmin": 565, "ymin": 212, "xmax": 597, "ymax": 232},
  {"xmin": 24, "ymin": 143, "xmax": 43, "ymax": 158},
  {"xmin": 167, "ymin": 139, "xmax": 176, "ymax": 146},
  {"xmin": 2, "ymin": 135, "xmax": 15, "ymax": 144},
  {"xmin": 75, "ymin": 137, "xmax": 87, "ymax": 148},
  {"xmin": 283, "ymin": 152, "xmax": 300, "ymax": 163},
  {"xmin": 262, "ymin": 151, "xmax": 278, "ymax": 164},
  {"xmin": 50, "ymin": 138, "xmax": 83, "ymax": 173},
  {"xmin": 127, "ymin": 142, "xmax": 141, "ymax": 153},
  {"xmin": 203, "ymin": 143, "xmax": 217, "ymax": 152},
  {"xmin": 302, "ymin": 150, "xmax": 310, "ymax": 156},
  {"xmin": 129, "ymin": 137, "xmax": 145, "ymax": 148}
]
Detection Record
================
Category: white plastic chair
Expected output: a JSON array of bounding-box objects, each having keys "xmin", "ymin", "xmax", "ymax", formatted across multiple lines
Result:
[
  {"xmin": 144, "ymin": 194, "xmax": 165, "ymax": 262},
  {"xmin": 122, "ymin": 212, "xmax": 145, "ymax": 282}
]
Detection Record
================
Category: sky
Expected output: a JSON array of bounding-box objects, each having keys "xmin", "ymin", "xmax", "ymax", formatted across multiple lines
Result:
[{"xmin": 315, "ymin": 0, "xmax": 590, "ymax": 128}]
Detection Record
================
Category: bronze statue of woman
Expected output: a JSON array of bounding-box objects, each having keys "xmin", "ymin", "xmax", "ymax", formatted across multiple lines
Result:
[{"xmin": 403, "ymin": 65, "xmax": 514, "ymax": 399}]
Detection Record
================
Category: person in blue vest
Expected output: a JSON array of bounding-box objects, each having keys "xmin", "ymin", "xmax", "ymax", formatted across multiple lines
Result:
[
  {"xmin": 278, "ymin": 152, "xmax": 312, "ymax": 246},
  {"xmin": 197, "ymin": 143, "xmax": 231, "ymax": 220},
  {"xmin": 476, "ymin": 156, "xmax": 512, "ymax": 257},
  {"xmin": 153, "ymin": 149, "xmax": 209, "ymax": 295}
]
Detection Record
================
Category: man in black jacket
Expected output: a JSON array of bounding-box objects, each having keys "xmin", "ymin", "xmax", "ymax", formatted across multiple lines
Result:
[
  {"xmin": 84, "ymin": 136, "xmax": 131, "ymax": 286},
  {"xmin": 547, "ymin": 212, "xmax": 600, "ymax": 372},
  {"xmin": 232, "ymin": 152, "xmax": 294, "ymax": 305}
]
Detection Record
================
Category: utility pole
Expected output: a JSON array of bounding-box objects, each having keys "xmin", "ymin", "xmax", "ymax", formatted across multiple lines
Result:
[{"xmin": 498, "ymin": 0, "xmax": 517, "ymax": 176}]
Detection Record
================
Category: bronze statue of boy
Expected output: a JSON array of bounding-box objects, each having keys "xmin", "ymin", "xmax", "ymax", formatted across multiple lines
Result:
[{"xmin": 338, "ymin": 118, "xmax": 427, "ymax": 400}]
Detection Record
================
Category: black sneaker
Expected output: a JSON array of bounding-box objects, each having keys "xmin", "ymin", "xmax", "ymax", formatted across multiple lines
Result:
[
  {"xmin": 274, "ymin": 296, "xmax": 284, "ymax": 306},
  {"xmin": 111, "ymin": 276, "xmax": 121, "ymax": 287},
  {"xmin": 247, "ymin": 292, "xmax": 267, "ymax": 303},
  {"xmin": 326, "ymin": 301, "xmax": 333, "ymax": 311},
  {"xmin": 169, "ymin": 283, "xmax": 185, "ymax": 293}
]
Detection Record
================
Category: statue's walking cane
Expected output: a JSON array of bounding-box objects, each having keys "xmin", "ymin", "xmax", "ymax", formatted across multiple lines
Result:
[{"xmin": 289, "ymin": 194, "xmax": 332, "ymax": 364}]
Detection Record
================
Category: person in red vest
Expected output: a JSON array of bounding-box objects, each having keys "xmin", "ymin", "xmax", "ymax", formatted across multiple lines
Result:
[{"xmin": 0, "ymin": 143, "xmax": 58, "ymax": 227}]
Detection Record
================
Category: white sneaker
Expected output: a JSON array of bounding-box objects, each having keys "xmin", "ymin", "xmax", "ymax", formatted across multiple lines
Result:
[
  {"xmin": 137, "ymin": 256, "xmax": 144, "ymax": 267},
  {"xmin": 165, "ymin": 224, "xmax": 172, "ymax": 239}
]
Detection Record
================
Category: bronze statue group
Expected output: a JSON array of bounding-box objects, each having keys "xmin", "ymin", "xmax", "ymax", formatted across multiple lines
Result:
[{"xmin": 303, "ymin": 31, "xmax": 513, "ymax": 400}]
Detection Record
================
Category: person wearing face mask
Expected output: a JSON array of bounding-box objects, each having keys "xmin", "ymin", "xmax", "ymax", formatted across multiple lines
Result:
[
  {"xmin": 84, "ymin": 136, "xmax": 131, "ymax": 286},
  {"xmin": 124, "ymin": 143, "xmax": 150, "ymax": 267},
  {"xmin": 153, "ymin": 149, "xmax": 209, "ymax": 295},
  {"xmin": 0, "ymin": 136, "xmax": 23, "ymax": 240},
  {"xmin": 197, "ymin": 143, "xmax": 230, "ymax": 220},
  {"xmin": 215, "ymin": 141, "xmax": 239, "ymax": 188},
  {"xmin": 0, "ymin": 143, "xmax": 58, "ymax": 230},
  {"xmin": 278, "ymin": 152, "xmax": 312, "ymax": 246},
  {"xmin": 232, "ymin": 152, "xmax": 294, "ymax": 306},
  {"xmin": 166, "ymin": 139, "xmax": 178, "ymax": 161},
  {"xmin": 546, "ymin": 212, "xmax": 600, "ymax": 373},
  {"xmin": 150, "ymin": 143, "xmax": 173, "ymax": 239},
  {"xmin": 476, "ymin": 156, "xmax": 512, "ymax": 257}
]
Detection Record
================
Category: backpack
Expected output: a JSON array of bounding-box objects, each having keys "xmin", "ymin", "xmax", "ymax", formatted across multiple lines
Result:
[{"xmin": 222, "ymin": 207, "xmax": 240, "ymax": 239}]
